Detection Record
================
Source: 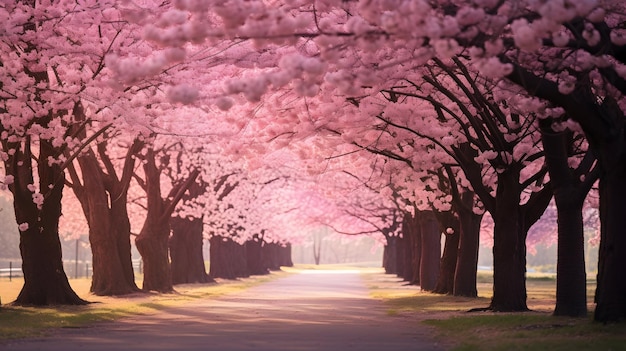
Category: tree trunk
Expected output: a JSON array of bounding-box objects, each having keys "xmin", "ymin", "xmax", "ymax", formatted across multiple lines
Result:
[
  {"xmin": 453, "ymin": 192, "xmax": 482, "ymax": 297},
  {"xmin": 109, "ymin": 197, "xmax": 140, "ymax": 293},
  {"xmin": 10, "ymin": 139, "xmax": 86, "ymax": 305},
  {"xmin": 135, "ymin": 150, "xmax": 173, "ymax": 293},
  {"xmin": 136, "ymin": 214, "xmax": 172, "ymax": 292},
  {"xmin": 395, "ymin": 235, "xmax": 405, "ymax": 278},
  {"xmin": 170, "ymin": 216, "xmax": 212, "ymax": 284},
  {"xmin": 506, "ymin": 61, "xmax": 626, "ymax": 322},
  {"xmin": 246, "ymin": 236, "xmax": 269, "ymax": 276},
  {"xmin": 135, "ymin": 148, "xmax": 200, "ymax": 292},
  {"xmin": 16, "ymin": 217, "xmax": 86, "ymax": 305},
  {"xmin": 490, "ymin": 168, "xmax": 528, "ymax": 312},
  {"xmin": 454, "ymin": 144, "xmax": 552, "ymax": 310},
  {"xmin": 279, "ymin": 243, "xmax": 294, "ymax": 267},
  {"xmin": 72, "ymin": 149, "xmax": 139, "ymax": 296},
  {"xmin": 553, "ymin": 196, "xmax": 587, "ymax": 316},
  {"xmin": 89, "ymin": 217, "xmax": 139, "ymax": 295},
  {"xmin": 209, "ymin": 236, "xmax": 249, "ymax": 279},
  {"xmin": 540, "ymin": 120, "xmax": 590, "ymax": 317},
  {"xmin": 419, "ymin": 210, "xmax": 441, "ymax": 292},
  {"xmin": 383, "ymin": 236, "xmax": 398, "ymax": 274},
  {"xmin": 65, "ymin": 104, "xmax": 140, "ymax": 296},
  {"xmin": 595, "ymin": 161, "xmax": 626, "ymax": 322},
  {"xmin": 433, "ymin": 213, "xmax": 459, "ymax": 295},
  {"xmin": 313, "ymin": 233, "xmax": 322, "ymax": 265},
  {"xmin": 263, "ymin": 242, "xmax": 282, "ymax": 271},
  {"xmin": 410, "ymin": 214, "xmax": 422, "ymax": 285},
  {"xmin": 399, "ymin": 212, "xmax": 418, "ymax": 283}
]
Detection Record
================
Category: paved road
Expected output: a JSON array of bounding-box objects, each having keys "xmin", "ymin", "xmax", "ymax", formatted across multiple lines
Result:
[{"xmin": 2, "ymin": 270, "xmax": 444, "ymax": 350}]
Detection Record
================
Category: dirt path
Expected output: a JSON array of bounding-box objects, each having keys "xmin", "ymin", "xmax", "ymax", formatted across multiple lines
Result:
[{"xmin": 2, "ymin": 270, "xmax": 444, "ymax": 350}]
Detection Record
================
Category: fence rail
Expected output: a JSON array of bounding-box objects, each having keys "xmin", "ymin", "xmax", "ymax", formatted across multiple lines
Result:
[
  {"xmin": 0, "ymin": 267, "xmax": 23, "ymax": 279},
  {"xmin": 1, "ymin": 260, "xmax": 143, "ymax": 281}
]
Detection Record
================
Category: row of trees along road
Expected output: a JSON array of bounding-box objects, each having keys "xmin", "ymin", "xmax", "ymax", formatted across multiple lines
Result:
[
  {"xmin": 0, "ymin": 1, "xmax": 302, "ymax": 304},
  {"xmin": 0, "ymin": 1, "xmax": 624, "ymax": 323}
]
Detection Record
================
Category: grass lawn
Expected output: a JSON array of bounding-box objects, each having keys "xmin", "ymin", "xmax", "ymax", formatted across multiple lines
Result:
[
  {"xmin": 364, "ymin": 270, "xmax": 626, "ymax": 351},
  {"xmin": 0, "ymin": 271, "xmax": 289, "ymax": 340}
]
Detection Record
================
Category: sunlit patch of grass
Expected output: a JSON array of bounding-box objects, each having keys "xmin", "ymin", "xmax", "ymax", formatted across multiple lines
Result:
[
  {"xmin": 0, "ymin": 270, "xmax": 289, "ymax": 340},
  {"xmin": 0, "ymin": 304, "xmax": 156, "ymax": 340},
  {"xmin": 425, "ymin": 314, "xmax": 626, "ymax": 351},
  {"xmin": 384, "ymin": 293, "xmax": 492, "ymax": 313},
  {"xmin": 363, "ymin": 270, "xmax": 616, "ymax": 351}
]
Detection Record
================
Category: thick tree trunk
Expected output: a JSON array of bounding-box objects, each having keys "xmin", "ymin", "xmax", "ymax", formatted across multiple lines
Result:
[
  {"xmin": 454, "ymin": 143, "xmax": 551, "ymax": 310},
  {"xmin": 89, "ymin": 221, "xmax": 139, "ymax": 295},
  {"xmin": 136, "ymin": 215, "xmax": 172, "ymax": 292},
  {"xmin": 540, "ymin": 121, "xmax": 590, "ymax": 317},
  {"xmin": 506, "ymin": 61, "xmax": 626, "ymax": 322},
  {"xmin": 490, "ymin": 168, "xmax": 528, "ymax": 312},
  {"xmin": 453, "ymin": 194, "xmax": 482, "ymax": 297},
  {"xmin": 16, "ymin": 221, "xmax": 86, "ymax": 305},
  {"xmin": 73, "ymin": 149, "xmax": 139, "ymax": 296},
  {"xmin": 410, "ymin": 215, "xmax": 422, "ymax": 285},
  {"xmin": 383, "ymin": 236, "xmax": 398, "ymax": 274},
  {"xmin": 263, "ymin": 242, "xmax": 282, "ymax": 271},
  {"xmin": 246, "ymin": 236, "xmax": 269, "ymax": 276},
  {"xmin": 10, "ymin": 140, "xmax": 86, "ymax": 305},
  {"xmin": 64, "ymin": 104, "xmax": 141, "ymax": 296},
  {"xmin": 419, "ymin": 210, "xmax": 441, "ymax": 292},
  {"xmin": 433, "ymin": 214, "xmax": 459, "ymax": 295},
  {"xmin": 135, "ymin": 151, "xmax": 174, "ymax": 293},
  {"xmin": 135, "ymin": 148, "xmax": 200, "ymax": 292},
  {"xmin": 279, "ymin": 243, "xmax": 294, "ymax": 267},
  {"xmin": 399, "ymin": 212, "xmax": 418, "ymax": 283},
  {"xmin": 209, "ymin": 236, "xmax": 249, "ymax": 279},
  {"xmin": 595, "ymin": 162, "xmax": 626, "ymax": 322},
  {"xmin": 109, "ymin": 199, "xmax": 140, "ymax": 292},
  {"xmin": 395, "ymin": 235, "xmax": 405, "ymax": 278},
  {"xmin": 170, "ymin": 216, "xmax": 212, "ymax": 285},
  {"xmin": 553, "ymin": 196, "xmax": 587, "ymax": 316}
]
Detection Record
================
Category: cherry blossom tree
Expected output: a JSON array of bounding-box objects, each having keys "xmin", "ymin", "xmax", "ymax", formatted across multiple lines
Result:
[
  {"xmin": 0, "ymin": 1, "xmax": 112, "ymax": 305},
  {"xmin": 5, "ymin": 0, "xmax": 624, "ymax": 322},
  {"xmin": 132, "ymin": 141, "xmax": 199, "ymax": 292},
  {"xmin": 65, "ymin": 104, "xmax": 144, "ymax": 296}
]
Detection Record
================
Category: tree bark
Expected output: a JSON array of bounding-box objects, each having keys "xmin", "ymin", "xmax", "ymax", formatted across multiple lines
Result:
[
  {"xmin": 9, "ymin": 139, "xmax": 87, "ymax": 305},
  {"xmin": 540, "ymin": 119, "xmax": 591, "ymax": 317},
  {"xmin": 419, "ymin": 210, "xmax": 441, "ymax": 292},
  {"xmin": 399, "ymin": 212, "xmax": 419, "ymax": 283},
  {"xmin": 490, "ymin": 168, "xmax": 528, "ymax": 311},
  {"xmin": 553, "ymin": 196, "xmax": 587, "ymax": 316},
  {"xmin": 209, "ymin": 236, "xmax": 249, "ymax": 279},
  {"xmin": 246, "ymin": 236, "xmax": 269, "ymax": 276},
  {"xmin": 2, "ymin": 21, "xmax": 86, "ymax": 305},
  {"xmin": 395, "ymin": 235, "xmax": 406, "ymax": 278},
  {"xmin": 383, "ymin": 235, "xmax": 399, "ymax": 274},
  {"xmin": 135, "ymin": 148, "xmax": 200, "ymax": 292},
  {"xmin": 73, "ymin": 154, "xmax": 134, "ymax": 295},
  {"xmin": 136, "ymin": 214, "xmax": 172, "ymax": 292},
  {"xmin": 595, "ymin": 161, "xmax": 626, "ymax": 322},
  {"xmin": 278, "ymin": 243, "xmax": 294, "ymax": 267},
  {"xmin": 170, "ymin": 216, "xmax": 212, "ymax": 284},
  {"xmin": 65, "ymin": 104, "xmax": 142, "ymax": 296},
  {"xmin": 453, "ymin": 192, "xmax": 482, "ymax": 297},
  {"xmin": 507, "ymin": 62, "xmax": 626, "ymax": 322},
  {"xmin": 263, "ymin": 242, "xmax": 282, "ymax": 271},
  {"xmin": 453, "ymin": 142, "xmax": 552, "ymax": 310},
  {"xmin": 433, "ymin": 211, "xmax": 459, "ymax": 295},
  {"xmin": 135, "ymin": 150, "xmax": 172, "ymax": 293}
]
